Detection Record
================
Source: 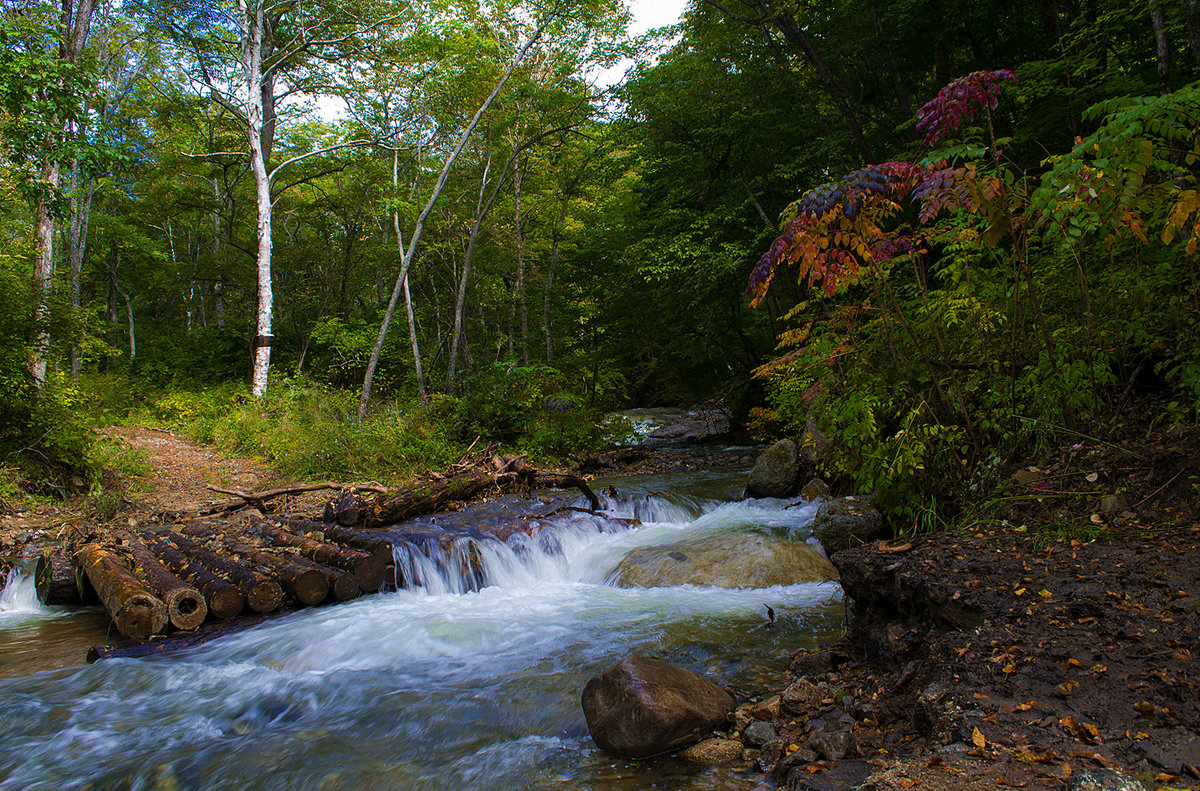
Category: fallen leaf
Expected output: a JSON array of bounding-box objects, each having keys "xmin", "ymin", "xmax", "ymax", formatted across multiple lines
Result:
[
  {"xmin": 1090, "ymin": 664, "xmax": 1107, "ymax": 673},
  {"xmin": 1056, "ymin": 679, "xmax": 1079, "ymax": 696},
  {"xmin": 973, "ymin": 727, "xmax": 987, "ymax": 749},
  {"xmin": 1003, "ymin": 664, "xmax": 1016, "ymax": 674}
]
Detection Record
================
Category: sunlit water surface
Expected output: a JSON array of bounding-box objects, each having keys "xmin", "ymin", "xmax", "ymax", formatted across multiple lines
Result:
[{"xmin": 0, "ymin": 468, "xmax": 842, "ymax": 791}]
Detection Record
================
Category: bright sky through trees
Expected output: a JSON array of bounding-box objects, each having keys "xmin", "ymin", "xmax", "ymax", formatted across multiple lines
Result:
[{"xmin": 591, "ymin": 0, "xmax": 688, "ymax": 86}]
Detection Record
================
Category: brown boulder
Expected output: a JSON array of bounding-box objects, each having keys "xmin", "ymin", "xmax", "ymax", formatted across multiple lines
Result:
[
  {"xmin": 581, "ymin": 656, "xmax": 735, "ymax": 758},
  {"xmin": 679, "ymin": 737, "xmax": 744, "ymax": 764}
]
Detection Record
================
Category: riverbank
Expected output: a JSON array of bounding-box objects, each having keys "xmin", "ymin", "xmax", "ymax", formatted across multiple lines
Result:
[
  {"xmin": 1, "ymin": 423, "xmax": 1197, "ymax": 790},
  {"xmin": 746, "ymin": 421, "xmax": 1200, "ymax": 791}
]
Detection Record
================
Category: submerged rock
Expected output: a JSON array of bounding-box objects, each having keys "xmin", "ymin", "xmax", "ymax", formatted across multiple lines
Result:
[
  {"xmin": 747, "ymin": 439, "xmax": 801, "ymax": 498},
  {"xmin": 1066, "ymin": 769, "xmax": 1145, "ymax": 791},
  {"xmin": 611, "ymin": 533, "xmax": 838, "ymax": 589},
  {"xmin": 678, "ymin": 737, "xmax": 743, "ymax": 764},
  {"xmin": 743, "ymin": 720, "xmax": 778, "ymax": 748},
  {"xmin": 581, "ymin": 656, "xmax": 735, "ymax": 758},
  {"xmin": 811, "ymin": 497, "xmax": 885, "ymax": 551}
]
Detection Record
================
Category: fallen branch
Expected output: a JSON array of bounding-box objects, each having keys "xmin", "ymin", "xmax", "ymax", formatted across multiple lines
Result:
[{"xmin": 205, "ymin": 481, "xmax": 389, "ymax": 505}]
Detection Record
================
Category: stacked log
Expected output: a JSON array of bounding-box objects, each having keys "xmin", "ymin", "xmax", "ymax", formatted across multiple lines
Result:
[
  {"xmin": 77, "ymin": 543, "xmax": 167, "ymax": 640},
  {"xmin": 143, "ymin": 534, "xmax": 244, "ymax": 619},
  {"xmin": 35, "ymin": 549, "xmax": 97, "ymax": 606},
  {"xmin": 267, "ymin": 516, "xmax": 394, "ymax": 565},
  {"xmin": 113, "ymin": 530, "xmax": 207, "ymax": 630},
  {"xmin": 167, "ymin": 533, "xmax": 283, "ymax": 614},
  {"xmin": 225, "ymin": 543, "xmax": 330, "ymax": 606},
  {"xmin": 247, "ymin": 514, "xmax": 385, "ymax": 591}
]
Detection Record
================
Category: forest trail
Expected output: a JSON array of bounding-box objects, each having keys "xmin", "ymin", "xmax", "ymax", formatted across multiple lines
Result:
[
  {"xmin": 102, "ymin": 426, "xmax": 280, "ymax": 517},
  {"xmin": 0, "ymin": 428, "xmax": 281, "ymax": 569}
]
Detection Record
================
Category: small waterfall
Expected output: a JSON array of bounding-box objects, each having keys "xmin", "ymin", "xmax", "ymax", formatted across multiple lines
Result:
[{"xmin": 0, "ymin": 567, "xmax": 48, "ymax": 619}]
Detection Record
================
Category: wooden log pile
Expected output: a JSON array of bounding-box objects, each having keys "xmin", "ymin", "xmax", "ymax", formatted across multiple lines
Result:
[
  {"xmin": 42, "ymin": 452, "xmax": 620, "ymax": 660},
  {"xmin": 48, "ymin": 515, "xmax": 400, "ymax": 643}
]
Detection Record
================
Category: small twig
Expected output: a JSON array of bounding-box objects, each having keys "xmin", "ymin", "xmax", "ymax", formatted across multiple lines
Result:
[
  {"xmin": 457, "ymin": 436, "xmax": 482, "ymax": 465},
  {"xmin": 1134, "ymin": 469, "xmax": 1186, "ymax": 508},
  {"xmin": 537, "ymin": 505, "xmax": 603, "ymax": 519},
  {"xmin": 1015, "ymin": 416, "xmax": 1149, "ymax": 461}
]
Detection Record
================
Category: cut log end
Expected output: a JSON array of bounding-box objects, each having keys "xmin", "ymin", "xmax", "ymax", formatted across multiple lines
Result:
[
  {"xmin": 114, "ymin": 594, "xmax": 168, "ymax": 641},
  {"xmin": 207, "ymin": 585, "xmax": 244, "ymax": 620},
  {"xmin": 289, "ymin": 569, "xmax": 329, "ymax": 606},
  {"xmin": 246, "ymin": 580, "xmax": 284, "ymax": 613},
  {"xmin": 162, "ymin": 588, "xmax": 208, "ymax": 631}
]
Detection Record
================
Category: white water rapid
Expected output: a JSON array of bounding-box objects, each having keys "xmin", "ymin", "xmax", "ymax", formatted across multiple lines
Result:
[{"xmin": 0, "ymin": 468, "xmax": 844, "ymax": 791}]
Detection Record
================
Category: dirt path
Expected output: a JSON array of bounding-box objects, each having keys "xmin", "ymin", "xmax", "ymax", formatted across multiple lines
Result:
[
  {"xmin": 0, "ymin": 428, "xmax": 280, "ymax": 573},
  {"xmin": 102, "ymin": 426, "xmax": 279, "ymax": 518}
]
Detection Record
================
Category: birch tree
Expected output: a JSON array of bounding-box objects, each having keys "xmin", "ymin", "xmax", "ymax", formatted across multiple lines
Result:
[
  {"xmin": 154, "ymin": 0, "xmax": 401, "ymax": 396},
  {"xmin": 0, "ymin": 0, "xmax": 98, "ymax": 392}
]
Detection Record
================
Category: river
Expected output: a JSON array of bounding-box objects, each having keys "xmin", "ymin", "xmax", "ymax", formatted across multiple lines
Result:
[{"xmin": 0, "ymin": 460, "xmax": 843, "ymax": 791}]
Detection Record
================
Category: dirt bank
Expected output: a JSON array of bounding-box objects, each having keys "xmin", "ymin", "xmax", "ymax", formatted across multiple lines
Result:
[{"xmin": 756, "ymin": 422, "xmax": 1200, "ymax": 791}]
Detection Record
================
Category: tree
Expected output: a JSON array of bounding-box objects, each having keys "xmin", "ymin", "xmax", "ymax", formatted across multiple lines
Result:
[
  {"xmin": 149, "ymin": 0, "xmax": 401, "ymax": 396},
  {"xmin": 0, "ymin": 1, "xmax": 98, "ymax": 392}
]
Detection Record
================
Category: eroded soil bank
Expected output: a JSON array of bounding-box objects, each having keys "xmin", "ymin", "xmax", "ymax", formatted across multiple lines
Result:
[{"xmin": 753, "ymin": 423, "xmax": 1200, "ymax": 791}]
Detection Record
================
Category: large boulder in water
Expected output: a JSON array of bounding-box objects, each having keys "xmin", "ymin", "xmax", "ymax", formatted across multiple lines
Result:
[
  {"xmin": 746, "ymin": 439, "xmax": 802, "ymax": 498},
  {"xmin": 611, "ymin": 532, "xmax": 838, "ymax": 589},
  {"xmin": 812, "ymin": 496, "xmax": 885, "ymax": 551},
  {"xmin": 582, "ymin": 656, "xmax": 735, "ymax": 758}
]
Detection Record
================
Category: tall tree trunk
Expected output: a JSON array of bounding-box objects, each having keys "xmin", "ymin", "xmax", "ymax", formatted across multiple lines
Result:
[
  {"xmin": 449, "ymin": 154, "xmax": 497, "ymax": 397},
  {"xmin": 29, "ymin": 0, "xmax": 97, "ymax": 392},
  {"xmin": 67, "ymin": 155, "xmax": 94, "ymax": 378},
  {"xmin": 358, "ymin": 4, "xmax": 561, "ymax": 419},
  {"xmin": 394, "ymin": 151, "xmax": 427, "ymax": 403},
  {"xmin": 1188, "ymin": 0, "xmax": 1200, "ymax": 71},
  {"xmin": 1148, "ymin": 0, "xmax": 1171, "ymax": 93},
  {"xmin": 543, "ymin": 195, "xmax": 567, "ymax": 363},
  {"xmin": 513, "ymin": 157, "xmax": 529, "ymax": 365},
  {"xmin": 241, "ymin": 0, "xmax": 274, "ymax": 397},
  {"xmin": 30, "ymin": 159, "xmax": 60, "ymax": 391}
]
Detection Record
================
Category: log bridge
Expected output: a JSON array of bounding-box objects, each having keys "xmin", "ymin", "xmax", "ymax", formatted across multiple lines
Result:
[{"xmin": 33, "ymin": 454, "xmax": 612, "ymax": 661}]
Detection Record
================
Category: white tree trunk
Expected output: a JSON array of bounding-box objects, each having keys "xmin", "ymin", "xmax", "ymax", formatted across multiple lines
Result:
[
  {"xmin": 394, "ymin": 150, "xmax": 427, "ymax": 403},
  {"xmin": 358, "ymin": 5, "xmax": 561, "ymax": 419},
  {"xmin": 241, "ymin": 0, "xmax": 274, "ymax": 397},
  {"xmin": 30, "ymin": 160, "xmax": 60, "ymax": 391}
]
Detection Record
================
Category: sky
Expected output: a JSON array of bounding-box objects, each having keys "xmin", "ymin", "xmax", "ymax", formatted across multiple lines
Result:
[
  {"xmin": 313, "ymin": 0, "xmax": 690, "ymax": 119},
  {"xmin": 592, "ymin": 0, "xmax": 690, "ymax": 87}
]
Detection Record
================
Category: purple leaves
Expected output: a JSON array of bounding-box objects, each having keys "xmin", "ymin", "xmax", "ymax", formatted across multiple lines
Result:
[{"xmin": 916, "ymin": 70, "xmax": 1018, "ymax": 146}]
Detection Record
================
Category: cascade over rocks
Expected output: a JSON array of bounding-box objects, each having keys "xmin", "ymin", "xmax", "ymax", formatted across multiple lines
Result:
[
  {"xmin": 581, "ymin": 655, "xmax": 735, "ymax": 758},
  {"xmin": 811, "ymin": 496, "xmax": 886, "ymax": 551},
  {"xmin": 746, "ymin": 439, "xmax": 804, "ymax": 498},
  {"xmin": 611, "ymin": 532, "xmax": 837, "ymax": 589}
]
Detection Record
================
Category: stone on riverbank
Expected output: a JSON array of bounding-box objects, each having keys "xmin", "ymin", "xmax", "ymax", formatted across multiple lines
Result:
[
  {"xmin": 1066, "ymin": 769, "xmax": 1145, "ymax": 791},
  {"xmin": 611, "ymin": 532, "xmax": 837, "ymax": 589},
  {"xmin": 811, "ymin": 496, "xmax": 885, "ymax": 551},
  {"xmin": 678, "ymin": 737, "xmax": 743, "ymax": 764},
  {"xmin": 581, "ymin": 656, "xmax": 734, "ymax": 758},
  {"xmin": 746, "ymin": 439, "xmax": 802, "ymax": 498}
]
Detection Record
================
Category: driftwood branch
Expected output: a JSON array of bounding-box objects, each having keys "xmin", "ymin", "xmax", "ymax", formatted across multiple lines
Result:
[{"xmin": 204, "ymin": 481, "xmax": 390, "ymax": 511}]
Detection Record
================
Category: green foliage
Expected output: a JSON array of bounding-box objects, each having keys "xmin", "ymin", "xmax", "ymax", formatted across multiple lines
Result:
[
  {"xmin": 752, "ymin": 75, "xmax": 1200, "ymax": 524},
  {"xmin": 458, "ymin": 361, "xmax": 602, "ymax": 456},
  {"xmin": 196, "ymin": 377, "xmax": 465, "ymax": 480}
]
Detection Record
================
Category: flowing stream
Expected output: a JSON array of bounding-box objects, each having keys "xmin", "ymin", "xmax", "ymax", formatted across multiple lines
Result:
[{"xmin": 0, "ymin": 464, "xmax": 843, "ymax": 791}]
